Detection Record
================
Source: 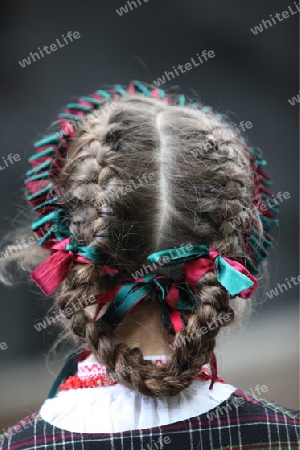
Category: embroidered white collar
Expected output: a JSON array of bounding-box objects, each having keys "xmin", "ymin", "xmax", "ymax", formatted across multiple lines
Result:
[{"xmin": 40, "ymin": 354, "xmax": 236, "ymax": 433}]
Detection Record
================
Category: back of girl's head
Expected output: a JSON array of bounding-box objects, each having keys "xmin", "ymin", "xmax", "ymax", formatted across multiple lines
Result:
[{"xmin": 1, "ymin": 83, "xmax": 277, "ymax": 397}]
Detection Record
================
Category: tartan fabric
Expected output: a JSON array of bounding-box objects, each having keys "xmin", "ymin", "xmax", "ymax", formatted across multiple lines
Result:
[{"xmin": 1, "ymin": 390, "xmax": 299, "ymax": 450}]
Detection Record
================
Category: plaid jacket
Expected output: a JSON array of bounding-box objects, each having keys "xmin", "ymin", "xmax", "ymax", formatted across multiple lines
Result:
[{"xmin": 1, "ymin": 390, "xmax": 299, "ymax": 450}]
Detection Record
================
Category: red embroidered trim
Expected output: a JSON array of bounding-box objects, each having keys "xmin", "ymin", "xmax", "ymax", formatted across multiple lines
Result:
[
  {"xmin": 60, "ymin": 374, "xmax": 117, "ymax": 390},
  {"xmin": 59, "ymin": 368, "xmax": 225, "ymax": 391},
  {"xmin": 198, "ymin": 367, "xmax": 226, "ymax": 384},
  {"xmin": 78, "ymin": 363, "xmax": 107, "ymax": 379},
  {"xmin": 77, "ymin": 358, "xmax": 169, "ymax": 380}
]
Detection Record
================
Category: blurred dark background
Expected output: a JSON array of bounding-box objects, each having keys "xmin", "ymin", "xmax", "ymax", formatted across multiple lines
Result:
[{"xmin": 0, "ymin": 0, "xmax": 299, "ymax": 431}]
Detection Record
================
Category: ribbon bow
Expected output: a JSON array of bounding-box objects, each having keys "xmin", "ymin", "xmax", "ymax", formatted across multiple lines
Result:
[
  {"xmin": 148, "ymin": 245, "xmax": 258, "ymax": 299},
  {"xmin": 30, "ymin": 237, "xmax": 102, "ymax": 295},
  {"xmin": 94, "ymin": 271, "xmax": 199, "ymax": 334}
]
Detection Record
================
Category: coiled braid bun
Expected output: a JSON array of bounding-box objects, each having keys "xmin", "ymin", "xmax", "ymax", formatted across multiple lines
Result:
[{"xmin": 53, "ymin": 92, "xmax": 260, "ymax": 397}]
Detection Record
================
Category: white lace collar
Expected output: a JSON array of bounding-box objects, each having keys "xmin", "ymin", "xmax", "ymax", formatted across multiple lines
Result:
[{"xmin": 40, "ymin": 354, "xmax": 236, "ymax": 433}]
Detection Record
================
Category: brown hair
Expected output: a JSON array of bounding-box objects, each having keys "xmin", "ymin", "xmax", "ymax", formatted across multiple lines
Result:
[
  {"xmin": 54, "ymin": 95, "xmax": 259, "ymax": 397},
  {"xmin": 0, "ymin": 93, "xmax": 261, "ymax": 397}
]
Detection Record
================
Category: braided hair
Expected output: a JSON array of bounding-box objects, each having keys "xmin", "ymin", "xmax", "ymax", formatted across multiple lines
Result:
[{"xmin": 1, "ymin": 82, "xmax": 278, "ymax": 397}]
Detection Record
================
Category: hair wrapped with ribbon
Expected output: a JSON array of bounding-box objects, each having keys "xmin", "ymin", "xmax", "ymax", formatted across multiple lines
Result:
[
  {"xmin": 22, "ymin": 81, "xmax": 278, "ymax": 398},
  {"xmin": 25, "ymin": 81, "xmax": 274, "ymax": 332},
  {"xmin": 26, "ymin": 81, "xmax": 277, "ymax": 282},
  {"xmin": 76, "ymin": 245, "xmax": 258, "ymax": 336},
  {"xmin": 31, "ymin": 236, "xmax": 103, "ymax": 296}
]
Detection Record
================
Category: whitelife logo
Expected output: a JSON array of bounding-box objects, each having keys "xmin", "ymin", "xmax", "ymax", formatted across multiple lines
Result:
[
  {"xmin": 116, "ymin": 0, "xmax": 150, "ymax": 16},
  {"xmin": 250, "ymin": 2, "xmax": 300, "ymax": 35},
  {"xmin": 0, "ymin": 153, "xmax": 21, "ymax": 171},
  {"xmin": 288, "ymin": 91, "xmax": 300, "ymax": 106},
  {"xmin": 152, "ymin": 50, "xmax": 215, "ymax": 87},
  {"xmin": 18, "ymin": 31, "xmax": 81, "ymax": 68}
]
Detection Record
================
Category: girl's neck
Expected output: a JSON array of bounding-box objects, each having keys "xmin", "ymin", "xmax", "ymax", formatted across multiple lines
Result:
[
  {"xmin": 111, "ymin": 298, "xmax": 174, "ymax": 357},
  {"xmin": 89, "ymin": 298, "xmax": 174, "ymax": 359}
]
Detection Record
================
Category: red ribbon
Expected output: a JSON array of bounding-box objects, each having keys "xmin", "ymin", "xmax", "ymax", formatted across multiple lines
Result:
[
  {"xmin": 183, "ymin": 249, "xmax": 258, "ymax": 299},
  {"xmin": 91, "ymin": 274, "xmax": 187, "ymax": 333},
  {"xmin": 30, "ymin": 238, "xmax": 94, "ymax": 296}
]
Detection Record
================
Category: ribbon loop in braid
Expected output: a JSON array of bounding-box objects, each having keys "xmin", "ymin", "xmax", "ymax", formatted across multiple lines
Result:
[
  {"xmin": 94, "ymin": 272, "xmax": 199, "ymax": 334},
  {"xmin": 31, "ymin": 237, "xmax": 103, "ymax": 296},
  {"xmin": 148, "ymin": 245, "xmax": 258, "ymax": 298},
  {"xmin": 93, "ymin": 245, "xmax": 258, "ymax": 334}
]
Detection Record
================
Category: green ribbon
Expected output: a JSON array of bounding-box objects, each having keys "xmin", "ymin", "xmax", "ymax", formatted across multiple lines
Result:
[
  {"xmin": 148, "ymin": 245, "xmax": 255, "ymax": 298},
  {"xmin": 213, "ymin": 256, "xmax": 254, "ymax": 296},
  {"xmin": 65, "ymin": 238, "xmax": 103, "ymax": 264},
  {"xmin": 100, "ymin": 274, "xmax": 166, "ymax": 326},
  {"xmin": 147, "ymin": 245, "xmax": 210, "ymax": 266},
  {"xmin": 100, "ymin": 273, "xmax": 198, "ymax": 330}
]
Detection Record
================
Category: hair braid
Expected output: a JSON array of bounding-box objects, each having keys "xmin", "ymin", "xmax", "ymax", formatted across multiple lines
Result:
[
  {"xmin": 53, "ymin": 96, "xmax": 258, "ymax": 397},
  {"xmin": 80, "ymin": 272, "xmax": 233, "ymax": 397},
  {"xmin": 0, "ymin": 82, "xmax": 277, "ymax": 400}
]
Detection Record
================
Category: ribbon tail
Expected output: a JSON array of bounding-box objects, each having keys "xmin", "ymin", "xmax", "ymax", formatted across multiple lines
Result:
[
  {"xmin": 92, "ymin": 287, "xmax": 122, "ymax": 322},
  {"xmin": 169, "ymin": 310, "xmax": 185, "ymax": 334},
  {"xmin": 31, "ymin": 251, "xmax": 74, "ymax": 295},
  {"xmin": 215, "ymin": 256, "xmax": 255, "ymax": 297},
  {"xmin": 100, "ymin": 284, "xmax": 152, "ymax": 327},
  {"xmin": 183, "ymin": 258, "xmax": 214, "ymax": 285}
]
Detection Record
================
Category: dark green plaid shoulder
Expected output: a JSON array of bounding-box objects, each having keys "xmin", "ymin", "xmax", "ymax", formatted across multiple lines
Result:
[{"xmin": 1, "ymin": 389, "xmax": 299, "ymax": 449}]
